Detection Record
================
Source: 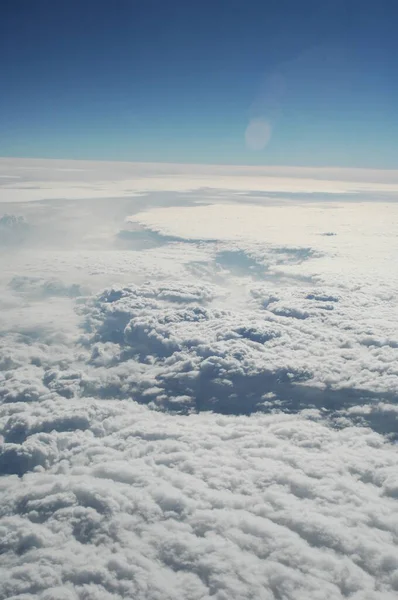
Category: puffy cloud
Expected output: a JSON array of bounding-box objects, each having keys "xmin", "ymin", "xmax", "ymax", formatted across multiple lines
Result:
[
  {"xmin": 0, "ymin": 214, "xmax": 30, "ymax": 245},
  {"xmin": 66, "ymin": 279, "xmax": 396, "ymax": 420},
  {"xmin": 1, "ymin": 402, "xmax": 398, "ymax": 599},
  {"xmin": 6, "ymin": 354, "xmax": 398, "ymax": 598},
  {"xmin": 1, "ymin": 158, "xmax": 398, "ymax": 599}
]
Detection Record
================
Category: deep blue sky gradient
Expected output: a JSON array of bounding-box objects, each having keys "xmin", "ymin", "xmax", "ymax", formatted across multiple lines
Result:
[{"xmin": 1, "ymin": 0, "xmax": 397, "ymax": 167}]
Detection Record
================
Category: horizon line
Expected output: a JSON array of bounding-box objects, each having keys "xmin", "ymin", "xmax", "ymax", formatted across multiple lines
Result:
[{"xmin": 1, "ymin": 155, "xmax": 398, "ymax": 176}]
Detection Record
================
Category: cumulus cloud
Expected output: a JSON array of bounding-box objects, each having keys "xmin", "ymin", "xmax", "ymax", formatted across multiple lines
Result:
[
  {"xmin": 0, "ymin": 214, "xmax": 30, "ymax": 246},
  {"xmin": 1, "ymin": 158, "xmax": 398, "ymax": 599},
  {"xmin": 68, "ymin": 279, "xmax": 396, "ymax": 416},
  {"xmin": 1, "ymin": 402, "xmax": 398, "ymax": 599}
]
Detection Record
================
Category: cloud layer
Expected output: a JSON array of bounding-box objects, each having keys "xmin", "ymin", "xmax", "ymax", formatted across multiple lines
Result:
[
  {"xmin": 1, "ymin": 158, "xmax": 398, "ymax": 599},
  {"xmin": 1, "ymin": 401, "xmax": 398, "ymax": 599}
]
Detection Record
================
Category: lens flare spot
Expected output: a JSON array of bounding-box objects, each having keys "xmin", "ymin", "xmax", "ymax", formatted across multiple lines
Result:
[{"xmin": 245, "ymin": 118, "xmax": 272, "ymax": 151}]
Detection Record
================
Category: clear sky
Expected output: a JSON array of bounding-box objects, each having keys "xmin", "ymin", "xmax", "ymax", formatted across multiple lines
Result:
[{"xmin": 1, "ymin": 0, "xmax": 397, "ymax": 168}]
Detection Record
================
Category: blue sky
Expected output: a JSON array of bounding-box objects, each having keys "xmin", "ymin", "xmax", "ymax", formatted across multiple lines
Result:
[{"xmin": 1, "ymin": 0, "xmax": 397, "ymax": 167}]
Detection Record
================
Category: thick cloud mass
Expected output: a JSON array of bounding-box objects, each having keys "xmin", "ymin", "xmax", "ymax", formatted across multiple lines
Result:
[
  {"xmin": 1, "ymin": 159, "xmax": 398, "ymax": 599},
  {"xmin": 1, "ymin": 405, "xmax": 398, "ymax": 600},
  {"xmin": 67, "ymin": 279, "xmax": 396, "ymax": 422}
]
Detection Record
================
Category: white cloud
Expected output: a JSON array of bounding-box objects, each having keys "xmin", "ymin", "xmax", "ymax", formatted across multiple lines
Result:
[
  {"xmin": 2, "ymin": 157, "xmax": 398, "ymax": 203},
  {"xmin": 0, "ymin": 158, "xmax": 398, "ymax": 599},
  {"xmin": 0, "ymin": 214, "xmax": 30, "ymax": 245},
  {"xmin": 1, "ymin": 402, "xmax": 398, "ymax": 599}
]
